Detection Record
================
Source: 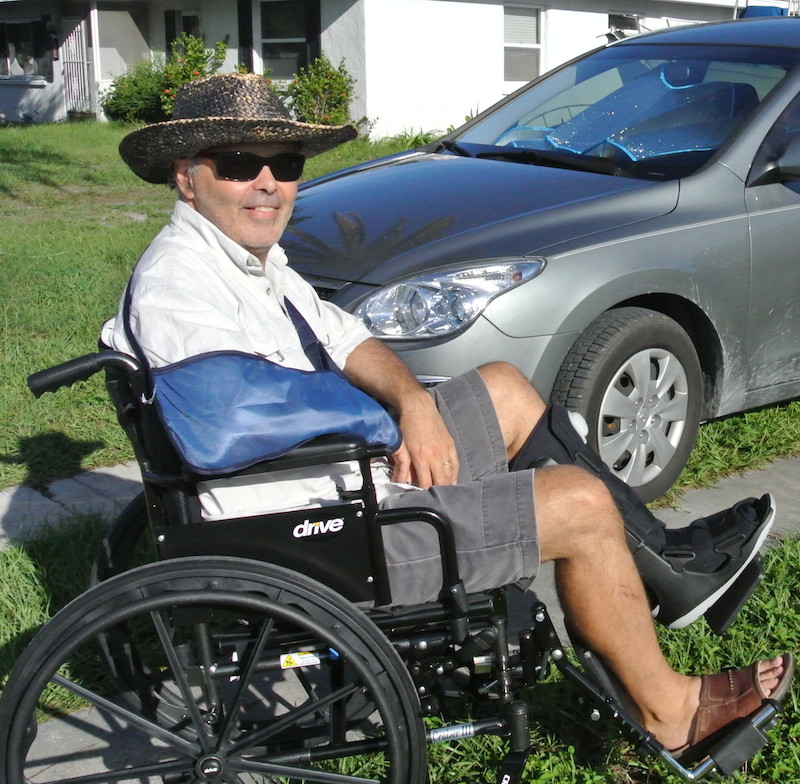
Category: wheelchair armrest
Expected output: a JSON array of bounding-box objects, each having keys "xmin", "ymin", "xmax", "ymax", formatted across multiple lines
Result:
[{"xmin": 183, "ymin": 434, "xmax": 392, "ymax": 481}]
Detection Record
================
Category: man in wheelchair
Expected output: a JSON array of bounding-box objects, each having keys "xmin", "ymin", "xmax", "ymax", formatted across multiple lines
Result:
[{"xmin": 101, "ymin": 73, "xmax": 792, "ymax": 767}]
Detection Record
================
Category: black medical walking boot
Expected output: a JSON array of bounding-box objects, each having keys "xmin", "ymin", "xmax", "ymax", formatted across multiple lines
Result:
[
  {"xmin": 629, "ymin": 494, "xmax": 774, "ymax": 632},
  {"xmin": 509, "ymin": 403, "xmax": 775, "ymax": 632}
]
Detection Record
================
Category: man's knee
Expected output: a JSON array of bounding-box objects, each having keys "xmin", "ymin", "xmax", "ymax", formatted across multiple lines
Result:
[
  {"xmin": 535, "ymin": 465, "xmax": 624, "ymax": 557},
  {"xmin": 477, "ymin": 361, "xmax": 538, "ymax": 396},
  {"xmin": 476, "ymin": 362, "xmax": 546, "ymax": 450}
]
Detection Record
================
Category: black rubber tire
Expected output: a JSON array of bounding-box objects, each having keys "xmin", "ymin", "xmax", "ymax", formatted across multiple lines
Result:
[
  {"xmin": 0, "ymin": 556, "xmax": 427, "ymax": 784},
  {"xmin": 551, "ymin": 307, "xmax": 702, "ymax": 503},
  {"xmin": 90, "ymin": 490, "xmax": 151, "ymax": 586}
]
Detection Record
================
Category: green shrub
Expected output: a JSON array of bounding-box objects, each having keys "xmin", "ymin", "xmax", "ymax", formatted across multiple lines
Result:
[
  {"xmin": 100, "ymin": 58, "xmax": 169, "ymax": 124},
  {"xmin": 283, "ymin": 55, "xmax": 356, "ymax": 126},
  {"xmin": 388, "ymin": 128, "xmax": 443, "ymax": 147},
  {"xmin": 100, "ymin": 34, "xmax": 228, "ymax": 125},
  {"xmin": 161, "ymin": 33, "xmax": 228, "ymax": 116}
]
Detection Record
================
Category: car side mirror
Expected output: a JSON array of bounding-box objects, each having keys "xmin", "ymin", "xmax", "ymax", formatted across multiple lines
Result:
[
  {"xmin": 775, "ymin": 134, "xmax": 800, "ymax": 181},
  {"xmin": 750, "ymin": 134, "xmax": 800, "ymax": 186}
]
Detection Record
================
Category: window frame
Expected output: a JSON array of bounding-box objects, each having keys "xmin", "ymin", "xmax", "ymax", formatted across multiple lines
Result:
[
  {"xmin": 504, "ymin": 3, "xmax": 542, "ymax": 85},
  {"xmin": 0, "ymin": 16, "xmax": 54, "ymax": 83},
  {"xmin": 259, "ymin": 0, "xmax": 320, "ymax": 82}
]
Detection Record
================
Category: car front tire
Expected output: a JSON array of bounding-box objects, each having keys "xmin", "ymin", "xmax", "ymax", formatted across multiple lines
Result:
[{"xmin": 551, "ymin": 306, "xmax": 702, "ymax": 503}]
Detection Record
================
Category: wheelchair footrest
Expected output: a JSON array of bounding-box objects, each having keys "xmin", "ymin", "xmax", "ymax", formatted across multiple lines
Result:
[
  {"xmin": 658, "ymin": 701, "xmax": 780, "ymax": 780},
  {"xmin": 494, "ymin": 750, "xmax": 529, "ymax": 784}
]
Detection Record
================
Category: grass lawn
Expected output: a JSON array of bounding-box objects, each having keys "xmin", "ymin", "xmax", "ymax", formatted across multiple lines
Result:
[
  {"xmin": 1, "ymin": 120, "xmax": 799, "ymax": 782},
  {"xmin": 3, "ymin": 121, "xmax": 800, "ymax": 496},
  {"xmin": 0, "ymin": 511, "xmax": 797, "ymax": 783},
  {"xmin": 0, "ymin": 122, "xmax": 407, "ymax": 489}
]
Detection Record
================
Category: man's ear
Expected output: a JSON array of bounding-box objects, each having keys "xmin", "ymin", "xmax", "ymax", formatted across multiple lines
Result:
[{"xmin": 173, "ymin": 160, "xmax": 195, "ymax": 202}]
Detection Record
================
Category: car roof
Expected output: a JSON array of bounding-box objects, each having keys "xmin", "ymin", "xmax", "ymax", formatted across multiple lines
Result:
[{"xmin": 615, "ymin": 17, "xmax": 800, "ymax": 49}]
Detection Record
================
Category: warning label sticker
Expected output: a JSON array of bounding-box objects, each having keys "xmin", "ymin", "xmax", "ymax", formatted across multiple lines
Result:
[{"xmin": 280, "ymin": 651, "xmax": 322, "ymax": 669}]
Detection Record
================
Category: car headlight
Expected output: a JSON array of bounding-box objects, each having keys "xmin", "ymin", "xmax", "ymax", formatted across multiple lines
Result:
[{"xmin": 354, "ymin": 259, "xmax": 545, "ymax": 338}]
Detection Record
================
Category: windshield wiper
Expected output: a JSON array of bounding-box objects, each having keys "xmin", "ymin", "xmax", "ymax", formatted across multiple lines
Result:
[
  {"xmin": 436, "ymin": 140, "xmax": 474, "ymax": 157},
  {"xmin": 475, "ymin": 147, "xmax": 622, "ymax": 176}
]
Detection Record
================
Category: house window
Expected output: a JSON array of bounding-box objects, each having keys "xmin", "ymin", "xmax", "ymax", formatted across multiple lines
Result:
[
  {"xmin": 504, "ymin": 4, "xmax": 540, "ymax": 82},
  {"xmin": 0, "ymin": 18, "xmax": 54, "ymax": 80},
  {"xmin": 260, "ymin": 0, "xmax": 319, "ymax": 80},
  {"xmin": 165, "ymin": 10, "xmax": 201, "ymax": 48}
]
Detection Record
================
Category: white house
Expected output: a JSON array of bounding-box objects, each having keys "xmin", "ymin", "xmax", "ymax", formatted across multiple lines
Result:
[{"xmin": 0, "ymin": 0, "xmax": 783, "ymax": 135}]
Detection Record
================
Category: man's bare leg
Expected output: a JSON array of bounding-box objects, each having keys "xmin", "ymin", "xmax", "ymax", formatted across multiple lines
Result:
[
  {"xmin": 474, "ymin": 361, "xmax": 546, "ymax": 458},
  {"xmin": 533, "ymin": 464, "xmax": 785, "ymax": 750},
  {"xmin": 476, "ymin": 360, "xmax": 777, "ymax": 632}
]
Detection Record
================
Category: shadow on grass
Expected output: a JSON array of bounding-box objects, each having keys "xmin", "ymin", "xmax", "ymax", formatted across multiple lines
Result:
[
  {"xmin": 2, "ymin": 431, "xmax": 104, "ymax": 490},
  {"xmin": 0, "ymin": 144, "xmax": 77, "ymax": 195},
  {"xmin": 0, "ymin": 433, "xmax": 136, "ymax": 687}
]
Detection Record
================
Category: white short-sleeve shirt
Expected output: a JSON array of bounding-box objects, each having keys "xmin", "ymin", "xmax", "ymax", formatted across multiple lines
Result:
[{"xmin": 102, "ymin": 200, "xmax": 402, "ymax": 520}]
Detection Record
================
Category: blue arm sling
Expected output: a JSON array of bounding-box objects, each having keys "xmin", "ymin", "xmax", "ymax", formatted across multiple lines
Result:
[{"xmin": 122, "ymin": 281, "xmax": 401, "ymax": 476}]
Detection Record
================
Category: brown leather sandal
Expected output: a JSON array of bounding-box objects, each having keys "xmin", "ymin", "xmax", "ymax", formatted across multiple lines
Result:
[{"xmin": 683, "ymin": 652, "xmax": 794, "ymax": 751}]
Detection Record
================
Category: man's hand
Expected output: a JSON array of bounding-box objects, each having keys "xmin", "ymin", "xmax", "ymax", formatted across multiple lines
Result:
[
  {"xmin": 391, "ymin": 397, "xmax": 459, "ymax": 489},
  {"xmin": 343, "ymin": 337, "xmax": 458, "ymax": 489}
]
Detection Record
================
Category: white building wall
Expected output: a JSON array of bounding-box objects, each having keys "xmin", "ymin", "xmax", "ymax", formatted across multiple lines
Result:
[
  {"xmin": 321, "ymin": 0, "xmax": 367, "ymax": 124},
  {"xmin": 318, "ymin": 0, "xmax": 739, "ymax": 138},
  {"xmin": 362, "ymin": 0, "xmax": 503, "ymax": 138},
  {"xmin": 94, "ymin": 9, "xmax": 149, "ymax": 92},
  {"xmin": 540, "ymin": 10, "xmax": 607, "ymax": 73},
  {"xmin": 201, "ymin": 1, "xmax": 241, "ymax": 70}
]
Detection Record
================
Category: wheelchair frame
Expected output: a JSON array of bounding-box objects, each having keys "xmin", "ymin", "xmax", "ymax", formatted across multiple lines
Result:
[{"xmin": 0, "ymin": 350, "xmax": 783, "ymax": 783}]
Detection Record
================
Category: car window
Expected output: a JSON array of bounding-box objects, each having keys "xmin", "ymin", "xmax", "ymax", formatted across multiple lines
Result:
[
  {"xmin": 703, "ymin": 62, "xmax": 788, "ymax": 99},
  {"xmin": 456, "ymin": 43, "xmax": 800, "ymax": 180}
]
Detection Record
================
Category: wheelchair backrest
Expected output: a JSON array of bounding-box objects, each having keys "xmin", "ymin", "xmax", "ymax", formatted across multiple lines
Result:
[{"xmin": 101, "ymin": 353, "xmax": 391, "ymax": 604}]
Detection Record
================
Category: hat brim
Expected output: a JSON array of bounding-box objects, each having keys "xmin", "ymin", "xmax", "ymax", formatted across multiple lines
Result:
[{"xmin": 119, "ymin": 116, "xmax": 358, "ymax": 184}]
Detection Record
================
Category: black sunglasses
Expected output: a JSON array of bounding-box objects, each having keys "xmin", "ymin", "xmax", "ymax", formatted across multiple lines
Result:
[{"xmin": 199, "ymin": 150, "xmax": 305, "ymax": 182}]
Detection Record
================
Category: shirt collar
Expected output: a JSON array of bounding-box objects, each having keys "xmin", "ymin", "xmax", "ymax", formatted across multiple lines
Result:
[{"xmin": 171, "ymin": 199, "xmax": 289, "ymax": 280}]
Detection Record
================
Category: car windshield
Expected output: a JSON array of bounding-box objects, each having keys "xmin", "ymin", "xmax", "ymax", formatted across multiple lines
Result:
[{"xmin": 454, "ymin": 43, "xmax": 800, "ymax": 179}]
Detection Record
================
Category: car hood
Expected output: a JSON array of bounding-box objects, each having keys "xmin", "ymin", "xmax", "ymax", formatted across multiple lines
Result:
[{"xmin": 283, "ymin": 152, "xmax": 679, "ymax": 286}]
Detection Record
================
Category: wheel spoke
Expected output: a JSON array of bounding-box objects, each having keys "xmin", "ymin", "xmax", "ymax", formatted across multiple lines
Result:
[
  {"xmin": 215, "ymin": 611, "xmax": 278, "ymax": 750},
  {"xmin": 228, "ymin": 679, "xmax": 362, "ymax": 755},
  {"xmin": 51, "ymin": 672, "xmax": 200, "ymax": 756},
  {"xmin": 617, "ymin": 441, "xmax": 649, "ymax": 486},
  {"xmin": 236, "ymin": 756, "xmax": 381, "ymax": 783},
  {"xmin": 599, "ymin": 383, "xmax": 639, "ymax": 420},
  {"xmin": 652, "ymin": 353, "xmax": 684, "ymax": 398},
  {"xmin": 150, "ymin": 608, "xmax": 216, "ymax": 752},
  {"xmin": 622, "ymin": 351, "xmax": 654, "ymax": 398},
  {"xmin": 32, "ymin": 759, "xmax": 194, "ymax": 784},
  {"xmin": 598, "ymin": 428, "xmax": 636, "ymax": 468},
  {"xmin": 646, "ymin": 422, "xmax": 679, "ymax": 469}
]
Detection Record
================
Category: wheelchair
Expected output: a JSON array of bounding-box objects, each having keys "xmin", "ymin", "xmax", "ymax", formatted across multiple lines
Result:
[{"xmin": 0, "ymin": 350, "xmax": 784, "ymax": 783}]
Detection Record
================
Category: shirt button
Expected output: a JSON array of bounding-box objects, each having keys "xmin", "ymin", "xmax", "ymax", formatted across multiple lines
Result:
[{"xmin": 265, "ymin": 287, "xmax": 272, "ymax": 295}]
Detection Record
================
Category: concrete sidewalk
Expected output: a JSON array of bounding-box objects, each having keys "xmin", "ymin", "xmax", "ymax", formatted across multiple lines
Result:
[{"xmin": 0, "ymin": 461, "xmax": 142, "ymax": 550}]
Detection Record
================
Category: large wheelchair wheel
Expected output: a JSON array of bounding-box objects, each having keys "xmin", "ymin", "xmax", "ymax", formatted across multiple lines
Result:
[
  {"xmin": 91, "ymin": 490, "xmax": 151, "ymax": 585},
  {"xmin": 0, "ymin": 557, "xmax": 427, "ymax": 783}
]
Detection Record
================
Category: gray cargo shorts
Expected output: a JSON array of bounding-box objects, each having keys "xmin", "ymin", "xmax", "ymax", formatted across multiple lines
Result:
[{"xmin": 380, "ymin": 369, "xmax": 539, "ymax": 606}]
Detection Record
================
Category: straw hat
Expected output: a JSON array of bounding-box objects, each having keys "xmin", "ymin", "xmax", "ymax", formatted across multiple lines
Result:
[{"xmin": 119, "ymin": 72, "xmax": 358, "ymax": 184}]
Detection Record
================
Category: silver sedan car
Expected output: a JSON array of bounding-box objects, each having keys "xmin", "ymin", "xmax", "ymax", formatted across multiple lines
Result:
[{"xmin": 284, "ymin": 17, "xmax": 800, "ymax": 501}]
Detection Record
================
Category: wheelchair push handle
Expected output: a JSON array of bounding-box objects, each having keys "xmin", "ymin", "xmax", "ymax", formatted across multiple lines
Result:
[{"xmin": 27, "ymin": 351, "xmax": 142, "ymax": 398}]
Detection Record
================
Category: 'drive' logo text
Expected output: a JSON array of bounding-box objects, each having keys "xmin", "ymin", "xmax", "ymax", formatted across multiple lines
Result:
[{"xmin": 293, "ymin": 518, "xmax": 345, "ymax": 539}]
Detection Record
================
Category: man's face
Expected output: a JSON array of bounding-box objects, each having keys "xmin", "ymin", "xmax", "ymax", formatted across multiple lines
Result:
[{"xmin": 174, "ymin": 142, "xmax": 300, "ymax": 264}]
